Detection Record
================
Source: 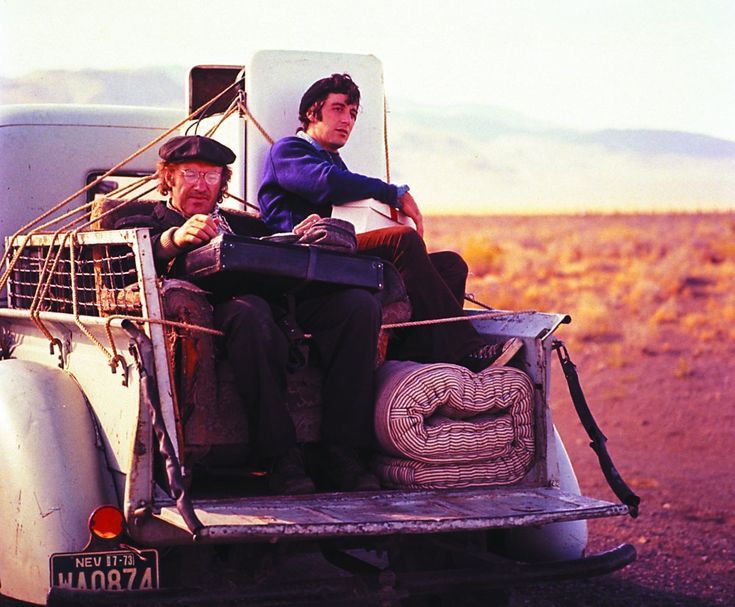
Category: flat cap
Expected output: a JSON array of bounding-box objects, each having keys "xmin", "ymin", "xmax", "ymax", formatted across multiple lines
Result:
[{"xmin": 158, "ymin": 135, "xmax": 236, "ymax": 165}]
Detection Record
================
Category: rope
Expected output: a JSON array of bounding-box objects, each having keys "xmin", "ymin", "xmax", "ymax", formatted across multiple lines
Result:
[
  {"xmin": 8, "ymin": 296, "xmax": 536, "ymax": 377},
  {"xmin": 204, "ymin": 102, "xmax": 239, "ymax": 138},
  {"xmin": 0, "ymin": 76, "xmax": 245, "ymax": 294},
  {"xmin": 28, "ymin": 231, "xmax": 74, "ymax": 342},
  {"xmin": 0, "ymin": 77, "xmax": 245, "ymax": 362},
  {"xmin": 3, "ymin": 75, "xmax": 520, "ymax": 373},
  {"xmin": 97, "ymin": 174, "xmax": 158, "ymax": 203},
  {"xmin": 464, "ymin": 292, "xmax": 497, "ymax": 311},
  {"xmin": 103, "ymin": 315, "xmax": 225, "ymax": 368},
  {"xmin": 383, "ymin": 94, "xmax": 391, "ymax": 183},
  {"xmin": 99, "ymin": 309, "xmax": 534, "ymax": 362},
  {"xmin": 68, "ymin": 232, "xmax": 117, "ymax": 363},
  {"xmin": 237, "ymin": 96, "xmax": 274, "ymax": 145},
  {"xmin": 381, "ymin": 310, "xmax": 536, "ymax": 330}
]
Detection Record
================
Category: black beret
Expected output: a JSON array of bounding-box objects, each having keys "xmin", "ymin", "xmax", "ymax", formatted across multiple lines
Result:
[
  {"xmin": 298, "ymin": 73, "xmax": 360, "ymax": 123},
  {"xmin": 158, "ymin": 135, "xmax": 236, "ymax": 165}
]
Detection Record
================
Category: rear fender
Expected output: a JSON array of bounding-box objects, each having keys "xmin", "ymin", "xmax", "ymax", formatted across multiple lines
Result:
[
  {"xmin": 0, "ymin": 359, "xmax": 117, "ymax": 605},
  {"xmin": 499, "ymin": 428, "xmax": 589, "ymax": 561}
]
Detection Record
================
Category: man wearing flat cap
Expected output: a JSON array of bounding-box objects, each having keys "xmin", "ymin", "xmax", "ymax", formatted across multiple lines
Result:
[
  {"xmin": 258, "ymin": 75, "xmax": 522, "ymax": 371},
  {"xmin": 118, "ymin": 134, "xmax": 381, "ymax": 494}
]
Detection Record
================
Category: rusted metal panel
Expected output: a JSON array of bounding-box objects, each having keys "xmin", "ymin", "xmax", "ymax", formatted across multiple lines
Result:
[
  {"xmin": 152, "ymin": 487, "xmax": 628, "ymax": 543},
  {"xmin": 469, "ymin": 310, "xmax": 570, "ymax": 341}
]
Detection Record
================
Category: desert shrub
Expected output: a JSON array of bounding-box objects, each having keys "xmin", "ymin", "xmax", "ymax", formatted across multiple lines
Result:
[
  {"xmin": 711, "ymin": 296, "xmax": 735, "ymax": 323},
  {"xmin": 569, "ymin": 292, "xmax": 619, "ymax": 341},
  {"xmin": 605, "ymin": 342, "xmax": 629, "ymax": 368},
  {"xmin": 673, "ymin": 357, "xmax": 692, "ymax": 379},
  {"xmin": 649, "ymin": 299, "xmax": 679, "ymax": 325},
  {"xmin": 460, "ymin": 235, "xmax": 505, "ymax": 276}
]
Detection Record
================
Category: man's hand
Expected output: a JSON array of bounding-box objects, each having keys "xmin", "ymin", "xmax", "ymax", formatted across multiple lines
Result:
[
  {"xmin": 293, "ymin": 213, "xmax": 321, "ymax": 235},
  {"xmin": 399, "ymin": 192, "xmax": 424, "ymax": 238},
  {"xmin": 172, "ymin": 214, "xmax": 218, "ymax": 248}
]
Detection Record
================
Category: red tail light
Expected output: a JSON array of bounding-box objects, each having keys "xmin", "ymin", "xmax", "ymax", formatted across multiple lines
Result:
[{"xmin": 88, "ymin": 505, "xmax": 125, "ymax": 540}]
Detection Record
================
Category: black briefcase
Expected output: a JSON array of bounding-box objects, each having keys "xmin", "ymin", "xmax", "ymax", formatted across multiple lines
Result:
[{"xmin": 178, "ymin": 234, "xmax": 385, "ymax": 293}]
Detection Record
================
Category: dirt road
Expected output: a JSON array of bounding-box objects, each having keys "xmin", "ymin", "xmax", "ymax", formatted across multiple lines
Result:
[{"xmin": 427, "ymin": 213, "xmax": 735, "ymax": 606}]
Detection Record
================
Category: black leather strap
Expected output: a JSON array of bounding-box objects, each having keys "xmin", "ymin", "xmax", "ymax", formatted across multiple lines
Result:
[{"xmin": 554, "ymin": 340, "xmax": 640, "ymax": 518}]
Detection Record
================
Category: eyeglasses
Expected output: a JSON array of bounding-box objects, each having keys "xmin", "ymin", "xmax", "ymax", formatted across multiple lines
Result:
[{"xmin": 178, "ymin": 169, "xmax": 222, "ymax": 186}]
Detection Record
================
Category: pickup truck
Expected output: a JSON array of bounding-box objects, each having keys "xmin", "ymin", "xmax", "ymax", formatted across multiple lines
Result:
[{"xmin": 0, "ymin": 50, "xmax": 638, "ymax": 606}]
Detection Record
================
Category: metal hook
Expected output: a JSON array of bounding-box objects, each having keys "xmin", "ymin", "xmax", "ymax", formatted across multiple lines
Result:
[
  {"xmin": 551, "ymin": 338, "xmax": 570, "ymax": 365},
  {"xmin": 49, "ymin": 338, "xmax": 64, "ymax": 368},
  {"xmin": 109, "ymin": 354, "xmax": 129, "ymax": 387}
]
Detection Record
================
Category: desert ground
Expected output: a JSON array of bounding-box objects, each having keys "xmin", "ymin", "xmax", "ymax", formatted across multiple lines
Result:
[{"xmin": 424, "ymin": 212, "xmax": 735, "ymax": 606}]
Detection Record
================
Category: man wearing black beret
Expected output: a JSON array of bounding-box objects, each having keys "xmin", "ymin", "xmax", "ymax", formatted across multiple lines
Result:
[
  {"xmin": 258, "ymin": 75, "xmax": 522, "ymax": 370},
  {"xmin": 118, "ymin": 134, "xmax": 381, "ymax": 494}
]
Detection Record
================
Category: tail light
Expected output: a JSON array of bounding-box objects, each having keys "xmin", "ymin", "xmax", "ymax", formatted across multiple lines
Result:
[{"xmin": 88, "ymin": 505, "xmax": 125, "ymax": 540}]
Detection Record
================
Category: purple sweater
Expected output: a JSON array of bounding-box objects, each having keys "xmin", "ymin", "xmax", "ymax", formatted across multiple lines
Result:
[{"xmin": 258, "ymin": 136, "xmax": 400, "ymax": 232}]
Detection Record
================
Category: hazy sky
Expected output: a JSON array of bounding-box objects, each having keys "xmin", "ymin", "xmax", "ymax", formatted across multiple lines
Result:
[{"xmin": 2, "ymin": 0, "xmax": 734, "ymax": 141}]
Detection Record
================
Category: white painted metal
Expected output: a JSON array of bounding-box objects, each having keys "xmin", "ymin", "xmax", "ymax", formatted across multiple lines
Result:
[
  {"xmin": 244, "ymin": 50, "xmax": 387, "ymax": 212},
  {"xmin": 0, "ymin": 105, "xmax": 182, "ymax": 250},
  {"xmin": 128, "ymin": 228, "xmax": 181, "ymax": 461},
  {"xmin": 0, "ymin": 310, "xmax": 141, "ymax": 474},
  {"xmin": 183, "ymin": 110, "xmax": 248, "ymax": 209},
  {"xmin": 0, "ymin": 360, "xmax": 117, "ymax": 605},
  {"xmin": 501, "ymin": 429, "xmax": 590, "ymax": 561},
  {"xmin": 2, "ymin": 229, "xmax": 178, "ymax": 467}
]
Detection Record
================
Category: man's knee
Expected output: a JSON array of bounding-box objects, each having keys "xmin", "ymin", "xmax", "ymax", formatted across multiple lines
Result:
[
  {"xmin": 358, "ymin": 225, "xmax": 425, "ymax": 254},
  {"xmin": 429, "ymin": 250, "xmax": 468, "ymax": 279},
  {"xmin": 334, "ymin": 289, "xmax": 382, "ymax": 326},
  {"xmin": 385, "ymin": 225, "xmax": 423, "ymax": 250},
  {"xmin": 214, "ymin": 294, "xmax": 274, "ymax": 334}
]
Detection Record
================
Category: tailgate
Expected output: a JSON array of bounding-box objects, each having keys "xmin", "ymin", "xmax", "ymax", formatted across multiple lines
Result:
[{"xmin": 152, "ymin": 487, "xmax": 628, "ymax": 542}]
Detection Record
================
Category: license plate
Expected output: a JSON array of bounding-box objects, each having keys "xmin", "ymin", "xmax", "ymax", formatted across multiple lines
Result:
[{"xmin": 50, "ymin": 548, "xmax": 159, "ymax": 591}]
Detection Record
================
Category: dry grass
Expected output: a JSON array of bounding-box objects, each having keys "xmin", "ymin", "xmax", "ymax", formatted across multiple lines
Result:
[{"xmin": 424, "ymin": 212, "xmax": 735, "ymax": 355}]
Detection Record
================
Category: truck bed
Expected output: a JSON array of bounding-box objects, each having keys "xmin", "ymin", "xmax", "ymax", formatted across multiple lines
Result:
[{"xmin": 153, "ymin": 486, "xmax": 628, "ymax": 542}]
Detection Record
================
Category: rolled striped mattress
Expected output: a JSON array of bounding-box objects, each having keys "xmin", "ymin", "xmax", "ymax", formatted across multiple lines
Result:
[{"xmin": 372, "ymin": 360, "xmax": 535, "ymax": 488}]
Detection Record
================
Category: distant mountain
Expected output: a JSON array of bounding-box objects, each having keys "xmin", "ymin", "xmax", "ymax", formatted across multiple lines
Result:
[
  {"xmin": 388, "ymin": 97, "xmax": 554, "ymax": 139},
  {"xmin": 556, "ymin": 128, "xmax": 735, "ymax": 159},
  {"xmin": 2, "ymin": 68, "xmax": 733, "ymax": 213},
  {"xmin": 389, "ymin": 100, "xmax": 735, "ymax": 160},
  {"xmin": 0, "ymin": 66, "xmax": 187, "ymax": 107}
]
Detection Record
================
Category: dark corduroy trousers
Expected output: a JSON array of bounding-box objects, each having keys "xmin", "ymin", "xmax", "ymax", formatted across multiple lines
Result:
[
  {"xmin": 213, "ymin": 287, "xmax": 381, "ymax": 460},
  {"xmin": 356, "ymin": 226, "xmax": 485, "ymax": 364}
]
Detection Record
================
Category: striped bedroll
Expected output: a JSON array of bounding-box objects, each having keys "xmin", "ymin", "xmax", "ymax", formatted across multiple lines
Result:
[{"xmin": 372, "ymin": 360, "xmax": 535, "ymax": 488}]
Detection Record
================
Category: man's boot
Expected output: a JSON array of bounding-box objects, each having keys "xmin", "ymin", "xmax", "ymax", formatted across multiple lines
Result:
[
  {"xmin": 269, "ymin": 446, "xmax": 316, "ymax": 495},
  {"xmin": 323, "ymin": 444, "xmax": 380, "ymax": 491}
]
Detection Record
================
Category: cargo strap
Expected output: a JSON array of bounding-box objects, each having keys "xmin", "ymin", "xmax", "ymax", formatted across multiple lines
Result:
[
  {"xmin": 553, "ymin": 340, "xmax": 640, "ymax": 518},
  {"xmin": 123, "ymin": 320, "xmax": 204, "ymax": 537}
]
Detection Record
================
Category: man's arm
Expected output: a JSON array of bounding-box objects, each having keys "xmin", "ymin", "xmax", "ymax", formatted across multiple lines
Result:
[
  {"xmin": 396, "ymin": 191, "xmax": 424, "ymax": 237},
  {"xmin": 267, "ymin": 137, "xmax": 401, "ymax": 208},
  {"xmin": 155, "ymin": 214, "xmax": 218, "ymax": 267}
]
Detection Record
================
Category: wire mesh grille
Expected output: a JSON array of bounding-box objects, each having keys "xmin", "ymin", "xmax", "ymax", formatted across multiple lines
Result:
[{"xmin": 7, "ymin": 241, "xmax": 143, "ymax": 317}]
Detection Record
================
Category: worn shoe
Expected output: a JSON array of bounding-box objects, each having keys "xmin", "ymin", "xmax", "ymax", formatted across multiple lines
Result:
[
  {"xmin": 459, "ymin": 337, "xmax": 524, "ymax": 372},
  {"xmin": 323, "ymin": 444, "xmax": 381, "ymax": 491},
  {"xmin": 268, "ymin": 447, "xmax": 316, "ymax": 495}
]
